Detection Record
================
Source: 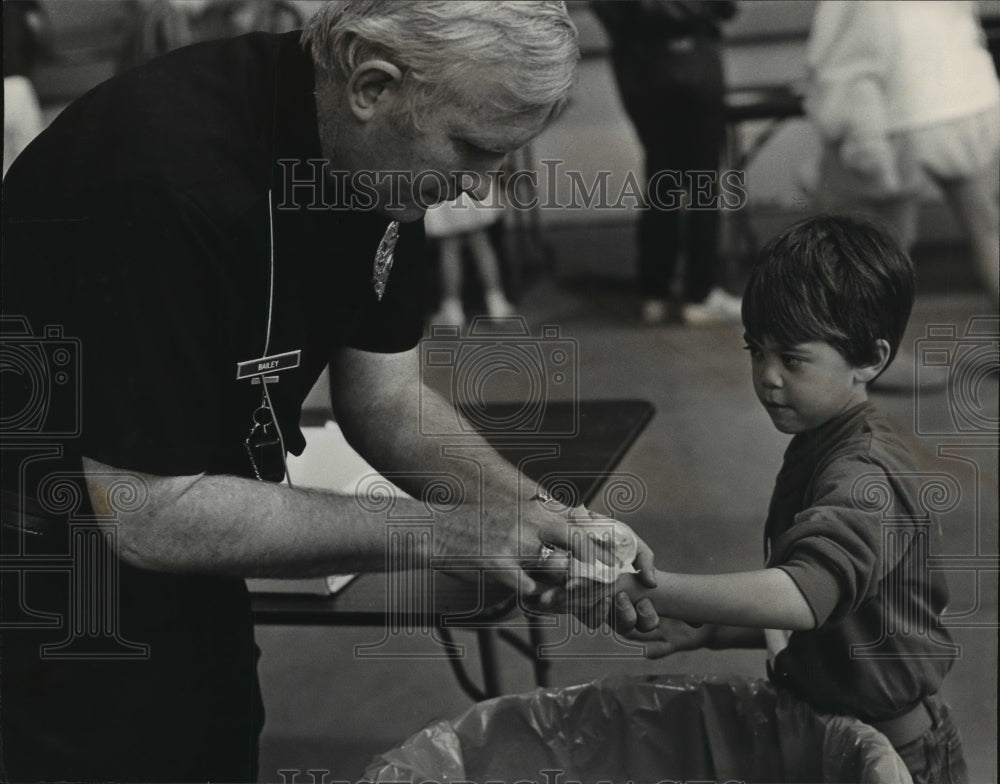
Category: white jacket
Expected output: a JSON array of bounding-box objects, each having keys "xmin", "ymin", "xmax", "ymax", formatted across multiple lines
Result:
[{"xmin": 805, "ymin": 0, "xmax": 999, "ymax": 147}]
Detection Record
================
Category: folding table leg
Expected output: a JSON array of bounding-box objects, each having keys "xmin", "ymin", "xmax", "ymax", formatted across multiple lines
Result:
[
  {"xmin": 476, "ymin": 628, "xmax": 501, "ymax": 697},
  {"xmin": 439, "ymin": 624, "xmax": 549, "ymax": 700},
  {"xmin": 437, "ymin": 625, "xmax": 489, "ymax": 702},
  {"xmin": 527, "ymin": 619, "xmax": 550, "ymax": 688}
]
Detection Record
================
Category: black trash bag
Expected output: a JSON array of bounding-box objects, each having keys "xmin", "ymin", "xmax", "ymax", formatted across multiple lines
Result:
[{"xmin": 365, "ymin": 674, "xmax": 911, "ymax": 784}]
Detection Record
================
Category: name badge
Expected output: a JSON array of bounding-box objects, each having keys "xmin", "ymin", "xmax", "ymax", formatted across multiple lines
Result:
[{"xmin": 236, "ymin": 349, "xmax": 301, "ymax": 381}]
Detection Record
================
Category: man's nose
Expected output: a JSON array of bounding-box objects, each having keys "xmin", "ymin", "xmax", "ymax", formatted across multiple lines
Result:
[{"xmin": 459, "ymin": 171, "xmax": 495, "ymax": 202}]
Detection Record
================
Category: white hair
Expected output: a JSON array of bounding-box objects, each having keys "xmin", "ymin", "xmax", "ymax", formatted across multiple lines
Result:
[{"xmin": 302, "ymin": 1, "xmax": 578, "ymax": 128}]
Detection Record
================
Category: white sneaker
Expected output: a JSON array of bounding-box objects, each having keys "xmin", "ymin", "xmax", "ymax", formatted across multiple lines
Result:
[
  {"xmin": 484, "ymin": 290, "xmax": 515, "ymax": 318},
  {"xmin": 640, "ymin": 299, "xmax": 669, "ymax": 325},
  {"xmin": 430, "ymin": 298, "xmax": 466, "ymax": 328},
  {"xmin": 681, "ymin": 288, "xmax": 743, "ymax": 326}
]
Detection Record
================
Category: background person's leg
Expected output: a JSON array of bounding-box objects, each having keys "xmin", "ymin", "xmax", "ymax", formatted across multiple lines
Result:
[
  {"xmin": 910, "ymin": 107, "xmax": 1000, "ymax": 305},
  {"xmin": 467, "ymin": 229, "xmax": 514, "ymax": 318},
  {"xmin": 431, "ymin": 236, "xmax": 466, "ymax": 327},
  {"xmin": 608, "ymin": 41, "xmax": 685, "ymax": 323},
  {"xmin": 937, "ymin": 171, "xmax": 1000, "ymax": 305}
]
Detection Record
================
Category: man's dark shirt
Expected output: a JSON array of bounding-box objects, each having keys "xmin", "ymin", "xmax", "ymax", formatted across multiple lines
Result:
[{"xmin": 1, "ymin": 31, "xmax": 425, "ymax": 781}]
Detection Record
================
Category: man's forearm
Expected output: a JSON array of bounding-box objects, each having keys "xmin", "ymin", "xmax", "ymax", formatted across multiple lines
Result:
[
  {"xmin": 92, "ymin": 342, "xmax": 635, "ymax": 589},
  {"xmin": 84, "ymin": 378, "xmax": 561, "ymax": 585},
  {"xmin": 332, "ymin": 355, "xmax": 531, "ymax": 509},
  {"xmin": 85, "ymin": 457, "xmax": 437, "ymax": 577}
]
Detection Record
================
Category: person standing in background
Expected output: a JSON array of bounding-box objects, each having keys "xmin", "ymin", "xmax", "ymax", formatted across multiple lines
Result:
[
  {"xmin": 426, "ymin": 177, "xmax": 516, "ymax": 328},
  {"xmin": 592, "ymin": 0, "xmax": 741, "ymax": 326},
  {"xmin": 3, "ymin": 0, "xmax": 47, "ymax": 176},
  {"xmin": 804, "ymin": 0, "xmax": 1000, "ymax": 307}
]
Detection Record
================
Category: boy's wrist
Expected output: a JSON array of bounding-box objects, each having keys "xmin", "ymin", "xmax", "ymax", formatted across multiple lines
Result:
[{"xmin": 614, "ymin": 571, "xmax": 650, "ymax": 601}]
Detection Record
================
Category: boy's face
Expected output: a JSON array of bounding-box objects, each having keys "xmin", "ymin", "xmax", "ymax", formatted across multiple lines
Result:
[{"xmin": 744, "ymin": 335, "xmax": 870, "ymax": 434}]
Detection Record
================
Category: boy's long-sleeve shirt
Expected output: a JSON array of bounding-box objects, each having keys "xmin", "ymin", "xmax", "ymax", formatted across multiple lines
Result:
[{"xmin": 765, "ymin": 402, "xmax": 956, "ymax": 723}]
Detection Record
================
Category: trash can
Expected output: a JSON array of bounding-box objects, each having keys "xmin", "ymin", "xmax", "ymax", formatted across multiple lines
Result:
[{"xmin": 365, "ymin": 674, "xmax": 912, "ymax": 783}]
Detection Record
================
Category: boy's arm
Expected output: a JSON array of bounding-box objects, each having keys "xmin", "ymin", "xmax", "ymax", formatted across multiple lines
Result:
[{"xmin": 618, "ymin": 567, "xmax": 817, "ymax": 631}]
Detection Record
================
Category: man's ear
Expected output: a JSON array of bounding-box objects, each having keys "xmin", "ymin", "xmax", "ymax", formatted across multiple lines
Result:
[
  {"xmin": 855, "ymin": 338, "xmax": 892, "ymax": 384},
  {"xmin": 346, "ymin": 59, "xmax": 403, "ymax": 122}
]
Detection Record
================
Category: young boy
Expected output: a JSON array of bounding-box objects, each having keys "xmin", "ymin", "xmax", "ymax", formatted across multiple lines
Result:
[{"xmin": 614, "ymin": 215, "xmax": 966, "ymax": 783}]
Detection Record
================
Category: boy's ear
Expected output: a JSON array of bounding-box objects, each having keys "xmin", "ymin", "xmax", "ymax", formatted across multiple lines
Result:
[
  {"xmin": 855, "ymin": 339, "xmax": 892, "ymax": 384},
  {"xmin": 346, "ymin": 59, "xmax": 404, "ymax": 122}
]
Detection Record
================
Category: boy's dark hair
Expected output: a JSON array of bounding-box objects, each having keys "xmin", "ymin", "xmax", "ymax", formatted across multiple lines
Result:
[{"xmin": 741, "ymin": 214, "xmax": 915, "ymax": 368}]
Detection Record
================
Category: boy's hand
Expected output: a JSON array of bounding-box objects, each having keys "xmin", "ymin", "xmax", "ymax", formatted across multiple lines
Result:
[
  {"xmin": 529, "ymin": 554, "xmax": 657, "ymax": 631},
  {"xmin": 527, "ymin": 507, "xmax": 657, "ymax": 631},
  {"xmin": 631, "ymin": 536, "xmax": 656, "ymax": 590},
  {"xmin": 607, "ymin": 572, "xmax": 661, "ymax": 634},
  {"xmin": 624, "ymin": 616, "xmax": 716, "ymax": 659}
]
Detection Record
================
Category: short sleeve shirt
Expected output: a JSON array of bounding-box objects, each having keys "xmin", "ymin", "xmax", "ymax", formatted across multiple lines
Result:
[{"xmin": 3, "ymin": 31, "xmax": 427, "ymax": 481}]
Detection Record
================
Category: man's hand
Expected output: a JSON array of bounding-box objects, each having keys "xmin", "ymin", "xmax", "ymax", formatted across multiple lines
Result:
[
  {"xmin": 623, "ymin": 613, "xmax": 716, "ymax": 659},
  {"xmin": 524, "ymin": 510, "xmax": 658, "ymax": 630},
  {"xmin": 331, "ymin": 346, "xmax": 653, "ymax": 598},
  {"xmin": 519, "ymin": 491, "xmax": 655, "ymax": 593},
  {"xmin": 612, "ymin": 593, "xmax": 660, "ymax": 635},
  {"xmin": 603, "ymin": 569, "xmax": 663, "ymax": 635},
  {"xmin": 523, "ymin": 576, "xmax": 612, "ymax": 629},
  {"xmin": 611, "ymin": 536, "xmax": 656, "ymax": 631}
]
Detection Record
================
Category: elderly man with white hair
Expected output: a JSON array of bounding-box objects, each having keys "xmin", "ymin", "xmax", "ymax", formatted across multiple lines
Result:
[{"xmin": 1, "ymin": 3, "xmax": 654, "ymax": 781}]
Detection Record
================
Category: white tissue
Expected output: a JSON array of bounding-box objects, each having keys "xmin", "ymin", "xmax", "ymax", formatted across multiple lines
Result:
[{"xmin": 565, "ymin": 527, "xmax": 639, "ymax": 584}]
